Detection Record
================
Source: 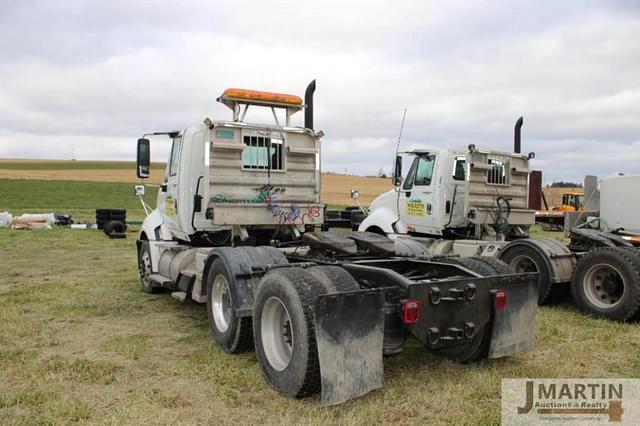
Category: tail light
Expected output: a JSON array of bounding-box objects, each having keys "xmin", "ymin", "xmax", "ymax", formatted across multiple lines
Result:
[
  {"xmin": 402, "ymin": 299, "xmax": 421, "ymax": 325},
  {"xmin": 494, "ymin": 289, "xmax": 508, "ymax": 311}
]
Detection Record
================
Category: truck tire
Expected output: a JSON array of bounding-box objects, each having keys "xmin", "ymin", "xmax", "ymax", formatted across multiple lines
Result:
[
  {"xmin": 365, "ymin": 226, "xmax": 385, "ymax": 235},
  {"xmin": 253, "ymin": 268, "xmax": 326, "ymax": 398},
  {"xmin": 350, "ymin": 211, "xmax": 365, "ymax": 230},
  {"xmin": 103, "ymin": 220, "xmax": 126, "ymax": 235},
  {"xmin": 438, "ymin": 256, "xmax": 502, "ymax": 277},
  {"xmin": 138, "ymin": 241, "xmax": 160, "ymax": 294},
  {"xmin": 432, "ymin": 256, "xmax": 501, "ymax": 363},
  {"xmin": 500, "ymin": 245, "xmax": 569, "ymax": 305},
  {"xmin": 571, "ymin": 247, "xmax": 640, "ymax": 322},
  {"xmin": 206, "ymin": 258, "xmax": 253, "ymax": 354},
  {"xmin": 307, "ymin": 265, "xmax": 360, "ymax": 293},
  {"xmin": 472, "ymin": 256, "xmax": 512, "ymax": 275}
]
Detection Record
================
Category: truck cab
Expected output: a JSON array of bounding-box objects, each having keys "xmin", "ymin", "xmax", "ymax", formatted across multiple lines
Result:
[
  {"xmin": 360, "ymin": 125, "xmax": 536, "ymax": 244},
  {"xmin": 393, "ymin": 149, "xmax": 468, "ymax": 235},
  {"xmin": 136, "ymin": 85, "xmax": 324, "ymax": 249}
]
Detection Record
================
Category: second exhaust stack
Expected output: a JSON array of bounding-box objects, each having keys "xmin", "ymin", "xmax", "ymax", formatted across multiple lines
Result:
[
  {"xmin": 514, "ymin": 116, "xmax": 523, "ymax": 154},
  {"xmin": 304, "ymin": 80, "xmax": 316, "ymax": 131}
]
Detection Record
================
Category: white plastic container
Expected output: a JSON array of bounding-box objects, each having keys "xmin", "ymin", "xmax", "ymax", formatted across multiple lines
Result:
[{"xmin": 600, "ymin": 175, "xmax": 640, "ymax": 233}]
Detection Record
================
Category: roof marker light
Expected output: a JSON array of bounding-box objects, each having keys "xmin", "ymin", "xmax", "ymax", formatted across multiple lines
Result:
[{"xmin": 220, "ymin": 88, "xmax": 303, "ymax": 106}]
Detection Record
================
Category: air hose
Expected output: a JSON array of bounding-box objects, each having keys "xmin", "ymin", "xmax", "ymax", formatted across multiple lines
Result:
[{"xmin": 494, "ymin": 196, "xmax": 511, "ymax": 236}]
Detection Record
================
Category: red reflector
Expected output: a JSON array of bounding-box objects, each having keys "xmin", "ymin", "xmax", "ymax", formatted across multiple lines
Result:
[
  {"xmin": 402, "ymin": 299, "xmax": 421, "ymax": 325},
  {"xmin": 494, "ymin": 289, "xmax": 507, "ymax": 311}
]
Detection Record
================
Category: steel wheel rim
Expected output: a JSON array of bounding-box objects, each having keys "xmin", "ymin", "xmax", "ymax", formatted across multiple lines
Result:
[
  {"xmin": 510, "ymin": 255, "xmax": 538, "ymax": 274},
  {"xmin": 140, "ymin": 250, "xmax": 152, "ymax": 285},
  {"xmin": 212, "ymin": 275, "xmax": 232, "ymax": 332},
  {"xmin": 261, "ymin": 297, "xmax": 293, "ymax": 371},
  {"xmin": 583, "ymin": 263, "xmax": 625, "ymax": 309}
]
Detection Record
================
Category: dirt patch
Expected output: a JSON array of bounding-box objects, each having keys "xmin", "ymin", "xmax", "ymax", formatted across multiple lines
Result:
[
  {"xmin": 321, "ymin": 173, "xmax": 391, "ymax": 206},
  {"xmin": 0, "ymin": 158, "xmax": 56, "ymax": 163}
]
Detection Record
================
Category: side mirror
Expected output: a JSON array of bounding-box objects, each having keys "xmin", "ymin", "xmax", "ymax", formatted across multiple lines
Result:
[
  {"xmin": 393, "ymin": 155, "xmax": 403, "ymax": 187},
  {"xmin": 136, "ymin": 138, "xmax": 150, "ymax": 179},
  {"xmin": 351, "ymin": 189, "xmax": 360, "ymax": 200}
]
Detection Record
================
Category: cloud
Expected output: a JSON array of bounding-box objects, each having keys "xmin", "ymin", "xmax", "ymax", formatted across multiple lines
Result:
[{"xmin": 0, "ymin": 0, "xmax": 638, "ymax": 182}]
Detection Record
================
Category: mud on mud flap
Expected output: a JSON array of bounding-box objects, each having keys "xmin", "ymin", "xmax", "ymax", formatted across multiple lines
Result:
[
  {"xmin": 314, "ymin": 289, "xmax": 385, "ymax": 405},
  {"xmin": 488, "ymin": 272, "xmax": 539, "ymax": 358}
]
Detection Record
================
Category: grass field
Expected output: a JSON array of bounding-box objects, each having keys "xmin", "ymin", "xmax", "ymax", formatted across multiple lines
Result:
[
  {"xmin": 1, "ymin": 159, "xmax": 639, "ymax": 424},
  {"xmin": 0, "ymin": 180, "xmax": 158, "ymax": 222},
  {"xmin": 0, "ymin": 160, "xmax": 167, "ymax": 185},
  {"xmin": 1, "ymin": 227, "xmax": 639, "ymax": 425},
  {"xmin": 0, "ymin": 160, "xmax": 390, "ymax": 206},
  {"xmin": 0, "ymin": 158, "xmax": 583, "ymax": 209},
  {"xmin": 0, "ymin": 159, "xmax": 166, "ymax": 170}
]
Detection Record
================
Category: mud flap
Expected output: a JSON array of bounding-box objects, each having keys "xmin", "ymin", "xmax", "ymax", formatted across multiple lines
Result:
[
  {"xmin": 488, "ymin": 274, "xmax": 539, "ymax": 358},
  {"xmin": 314, "ymin": 290, "xmax": 385, "ymax": 405}
]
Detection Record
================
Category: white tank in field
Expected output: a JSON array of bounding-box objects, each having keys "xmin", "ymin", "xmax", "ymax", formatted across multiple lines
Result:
[{"xmin": 600, "ymin": 175, "xmax": 640, "ymax": 233}]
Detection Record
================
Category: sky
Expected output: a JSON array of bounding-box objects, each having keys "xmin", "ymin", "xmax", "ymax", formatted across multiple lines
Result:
[{"xmin": 0, "ymin": 0, "xmax": 638, "ymax": 183}]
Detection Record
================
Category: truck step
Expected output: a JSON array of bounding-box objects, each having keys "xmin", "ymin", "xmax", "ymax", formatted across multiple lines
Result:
[
  {"xmin": 177, "ymin": 271, "xmax": 196, "ymax": 293},
  {"xmin": 180, "ymin": 268, "xmax": 198, "ymax": 277},
  {"xmin": 149, "ymin": 274, "xmax": 173, "ymax": 287},
  {"xmin": 171, "ymin": 291, "xmax": 188, "ymax": 302}
]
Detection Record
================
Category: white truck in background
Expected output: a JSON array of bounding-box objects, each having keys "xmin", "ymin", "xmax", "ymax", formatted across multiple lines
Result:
[
  {"xmin": 359, "ymin": 123, "xmax": 535, "ymax": 247},
  {"xmin": 133, "ymin": 81, "xmax": 540, "ymax": 404},
  {"xmin": 355, "ymin": 121, "xmax": 640, "ymax": 321}
]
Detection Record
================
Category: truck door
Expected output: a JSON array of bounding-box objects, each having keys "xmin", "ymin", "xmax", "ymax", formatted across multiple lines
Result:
[
  {"xmin": 160, "ymin": 135, "xmax": 183, "ymax": 236},
  {"xmin": 401, "ymin": 154, "xmax": 439, "ymax": 235},
  {"xmin": 444, "ymin": 156, "xmax": 468, "ymax": 228}
]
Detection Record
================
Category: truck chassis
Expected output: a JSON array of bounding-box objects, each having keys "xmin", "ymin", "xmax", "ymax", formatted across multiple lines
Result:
[{"xmin": 137, "ymin": 231, "xmax": 537, "ymax": 404}]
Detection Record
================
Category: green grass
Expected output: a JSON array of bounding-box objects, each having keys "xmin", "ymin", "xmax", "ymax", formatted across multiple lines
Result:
[
  {"xmin": 0, "ymin": 160, "xmax": 165, "ymax": 170},
  {"xmin": 0, "ymin": 179, "xmax": 158, "ymax": 221},
  {"xmin": 529, "ymin": 224, "xmax": 570, "ymax": 242},
  {"xmin": 1, "ymin": 227, "xmax": 639, "ymax": 425}
]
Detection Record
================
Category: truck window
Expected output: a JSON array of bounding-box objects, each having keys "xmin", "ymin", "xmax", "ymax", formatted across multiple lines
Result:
[
  {"xmin": 414, "ymin": 155, "xmax": 435, "ymax": 186},
  {"xmin": 169, "ymin": 137, "xmax": 183, "ymax": 176},
  {"xmin": 242, "ymin": 136, "xmax": 284, "ymax": 170},
  {"xmin": 453, "ymin": 157, "xmax": 466, "ymax": 181},
  {"xmin": 402, "ymin": 158, "xmax": 418, "ymax": 190},
  {"xmin": 403, "ymin": 155, "xmax": 435, "ymax": 190},
  {"xmin": 487, "ymin": 158, "xmax": 508, "ymax": 185}
]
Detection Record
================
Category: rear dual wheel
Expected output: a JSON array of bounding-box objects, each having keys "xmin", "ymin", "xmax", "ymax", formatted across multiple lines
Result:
[
  {"xmin": 253, "ymin": 266, "xmax": 358, "ymax": 398},
  {"xmin": 571, "ymin": 247, "xmax": 640, "ymax": 322}
]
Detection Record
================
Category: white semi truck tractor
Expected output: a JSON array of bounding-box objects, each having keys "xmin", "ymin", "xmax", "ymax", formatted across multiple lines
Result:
[
  {"xmin": 134, "ymin": 81, "xmax": 539, "ymax": 404},
  {"xmin": 358, "ymin": 121, "xmax": 640, "ymax": 322}
]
